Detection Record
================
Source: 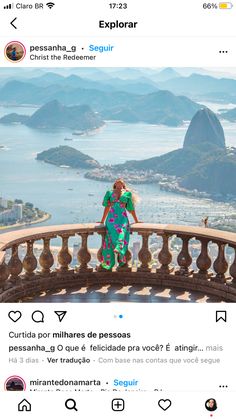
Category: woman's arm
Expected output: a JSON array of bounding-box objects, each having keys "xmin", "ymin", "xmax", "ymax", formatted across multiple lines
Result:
[
  {"xmin": 128, "ymin": 209, "xmax": 140, "ymax": 223},
  {"xmin": 126, "ymin": 192, "xmax": 141, "ymax": 223},
  {"xmin": 100, "ymin": 206, "xmax": 110, "ymax": 223},
  {"xmin": 98, "ymin": 191, "xmax": 111, "ymax": 223}
]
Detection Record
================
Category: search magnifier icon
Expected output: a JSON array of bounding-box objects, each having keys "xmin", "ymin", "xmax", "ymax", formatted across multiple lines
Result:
[{"xmin": 65, "ymin": 398, "xmax": 78, "ymax": 412}]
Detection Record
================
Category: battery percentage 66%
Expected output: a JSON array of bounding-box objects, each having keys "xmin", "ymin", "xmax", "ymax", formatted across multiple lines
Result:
[{"xmin": 203, "ymin": 2, "xmax": 233, "ymax": 9}]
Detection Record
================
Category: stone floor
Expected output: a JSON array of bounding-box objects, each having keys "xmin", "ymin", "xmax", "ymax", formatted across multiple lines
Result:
[{"xmin": 22, "ymin": 285, "xmax": 225, "ymax": 303}]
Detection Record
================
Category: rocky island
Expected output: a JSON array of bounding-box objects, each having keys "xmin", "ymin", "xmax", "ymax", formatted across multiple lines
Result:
[{"xmin": 36, "ymin": 145, "xmax": 100, "ymax": 169}]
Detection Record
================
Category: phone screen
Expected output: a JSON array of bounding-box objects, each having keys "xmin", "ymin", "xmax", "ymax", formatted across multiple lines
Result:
[{"xmin": 0, "ymin": 1, "xmax": 235, "ymax": 417}]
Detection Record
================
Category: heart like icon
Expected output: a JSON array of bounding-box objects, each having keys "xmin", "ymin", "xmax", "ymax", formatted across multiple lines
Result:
[
  {"xmin": 8, "ymin": 311, "xmax": 22, "ymax": 323},
  {"xmin": 158, "ymin": 399, "xmax": 172, "ymax": 411}
]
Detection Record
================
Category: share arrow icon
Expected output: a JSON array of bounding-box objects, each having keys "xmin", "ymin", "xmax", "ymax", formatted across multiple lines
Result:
[{"xmin": 54, "ymin": 311, "xmax": 67, "ymax": 322}]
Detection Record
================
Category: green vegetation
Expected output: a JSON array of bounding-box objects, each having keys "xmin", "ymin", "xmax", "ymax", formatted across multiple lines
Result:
[
  {"xmin": 115, "ymin": 108, "xmax": 236, "ymax": 197},
  {"xmin": 36, "ymin": 145, "xmax": 100, "ymax": 169},
  {"xmin": 180, "ymin": 149, "xmax": 236, "ymax": 195}
]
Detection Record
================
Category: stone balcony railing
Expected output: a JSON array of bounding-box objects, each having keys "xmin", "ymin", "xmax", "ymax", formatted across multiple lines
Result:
[{"xmin": 0, "ymin": 223, "xmax": 236, "ymax": 302}]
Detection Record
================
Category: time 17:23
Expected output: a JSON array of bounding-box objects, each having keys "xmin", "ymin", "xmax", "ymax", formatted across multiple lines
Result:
[{"xmin": 109, "ymin": 3, "xmax": 128, "ymax": 9}]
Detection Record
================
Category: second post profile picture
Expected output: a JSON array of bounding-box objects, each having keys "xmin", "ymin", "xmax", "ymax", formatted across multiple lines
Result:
[
  {"xmin": 4, "ymin": 41, "xmax": 26, "ymax": 63},
  {"xmin": 4, "ymin": 375, "xmax": 26, "ymax": 391},
  {"xmin": 205, "ymin": 398, "xmax": 218, "ymax": 412}
]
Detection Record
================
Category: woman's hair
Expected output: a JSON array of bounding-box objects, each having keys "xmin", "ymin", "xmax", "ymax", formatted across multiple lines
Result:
[{"xmin": 112, "ymin": 178, "xmax": 140, "ymax": 206}]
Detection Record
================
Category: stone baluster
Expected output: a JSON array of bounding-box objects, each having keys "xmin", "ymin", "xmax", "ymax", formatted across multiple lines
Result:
[
  {"xmin": 77, "ymin": 233, "xmax": 92, "ymax": 272},
  {"xmin": 176, "ymin": 236, "xmax": 192, "ymax": 275},
  {"xmin": 8, "ymin": 244, "xmax": 23, "ymax": 279},
  {"xmin": 194, "ymin": 238, "xmax": 212, "ymax": 279},
  {"xmin": 157, "ymin": 234, "xmax": 172, "ymax": 273},
  {"xmin": 39, "ymin": 238, "xmax": 54, "ymax": 275},
  {"xmin": 23, "ymin": 240, "xmax": 37, "ymax": 278},
  {"xmin": 0, "ymin": 257, "xmax": 10, "ymax": 286},
  {"xmin": 229, "ymin": 246, "xmax": 236, "ymax": 286},
  {"xmin": 57, "ymin": 235, "xmax": 72, "ymax": 273},
  {"xmin": 137, "ymin": 233, "xmax": 152, "ymax": 272},
  {"xmin": 213, "ymin": 242, "xmax": 228, "ymax": 283},
  {"xmin": 96, "ymin": 230, "xmax": 106, "ymax": 271}
]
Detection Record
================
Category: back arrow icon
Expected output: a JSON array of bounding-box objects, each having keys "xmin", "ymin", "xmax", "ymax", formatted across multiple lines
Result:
[{"xmin": 10, "ymin": 17, "xmax": 17, "ymax": 29}]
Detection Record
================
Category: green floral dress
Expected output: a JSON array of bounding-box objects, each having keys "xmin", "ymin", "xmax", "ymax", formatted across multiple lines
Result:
[{"xmin": 101, "ymin": 190, "xmax": 134, "ymax": 270}]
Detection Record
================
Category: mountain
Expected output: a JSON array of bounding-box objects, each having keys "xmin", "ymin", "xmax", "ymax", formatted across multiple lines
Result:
[
  {"xmin": 220, "ymin": 107, "xmax": 236, "ymax": 122},
  {"xmin": 102, "ymin": 77, "xmax": 158, "ymax": 94},
  {"xmin": 180, "ymin": 149, "xmax": 236, "ymax": 195},
  {"xmin": 0, "ymin": 82, "xmax": 202, "ymax": 127},
  {"xmin": 0, "ymin": 100, "xmax": 104, "ymax": 130},
  {"xmin": 198, "ymin": 91, "xmax": 236, "ymax": 104},
  {"xmin": 27, "ymin": 100, "xmax": 104, "ymax": 130},
  {"xmin": 0, "ymin": 68, "xmax": 44, "ymax": 84},
  {"xmin": 66, "ymin": 68, "xmax": 113, "ymax": 81},
  {"xmin": 36, "ymin": 146, "xmax": 100, "ymax": 169},
  {"xmin": 183, "ymin": 108, "xmax": 225, "ymax": 150},
  {"xmin": 30, "ymin": 72, "xmax": 66, "ymax": 86},
  {"xmin": 0, "ymin": 69, "xmax": 158, "ymax": 97},
  {"xmin": 113, "ymin": 108, "xmax": 236, "ymax": 196},
  {"xmin": 153, "ymin": 68, "xmax": 180, "ymax": 82},
  {"xmin": 27, "ymin": 100, "xmax": 104, "ymax": 131},
  {"xmin": 101, "ymin": 90, "xmax": 201, "ymax": 126},
  {"xmin": 157, "ymin": 73, "xmax": 236, "ymax": 97},
  {"xmin": 29, "ymin": 73, "xmax": 114, "ymax": 92},
  {"xmin": 104, "ymin": 68, "xmax": 146, "ymax": 80},
  {"xmin": 114, "ymin": 147, "xmax": 204, "ymax": 177},
  {"xmin": 172, "ymin": 67, "xmax": 236, "ymax": 79},
  {"xmin": 0, "ymin": 81, "xmax": 43, "ymax": 104},
  {"xmin": 0, "ymin": 113, "xmax": 29, "ymax": 124}
]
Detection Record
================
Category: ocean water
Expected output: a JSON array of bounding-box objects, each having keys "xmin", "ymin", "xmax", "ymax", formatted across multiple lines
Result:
[{"xmin": 0, "ymin": 104, "xmax": 236, "ymax": 247}]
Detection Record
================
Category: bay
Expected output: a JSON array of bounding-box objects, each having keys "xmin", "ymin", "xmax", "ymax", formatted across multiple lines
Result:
[{"xmin": 0, "ymin": 104, "xmax": 236, "ymax": 247}]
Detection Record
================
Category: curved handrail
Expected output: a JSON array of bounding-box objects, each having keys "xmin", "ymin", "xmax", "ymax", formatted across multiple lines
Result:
[{"xmin": 1, "ymin": 223, "xmax": 236, "ymax": 251}]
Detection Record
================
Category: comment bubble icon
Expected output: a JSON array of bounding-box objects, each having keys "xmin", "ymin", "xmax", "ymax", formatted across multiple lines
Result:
[{"xmin": 32, "ymin": 310, "xmax": 44, "ymax": 323}]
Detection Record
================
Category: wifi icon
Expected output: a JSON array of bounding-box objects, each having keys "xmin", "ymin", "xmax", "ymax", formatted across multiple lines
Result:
[{"xmin": 46, "ymin": 2, "xmax": 55, "ymax": 8}]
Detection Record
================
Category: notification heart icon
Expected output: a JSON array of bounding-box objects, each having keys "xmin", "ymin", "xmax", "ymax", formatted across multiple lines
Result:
[
  {"xmin": 158, "ymin": 399, "xmax": 172, "ymax": 411},
  {"xmin": 8, "ymin": 311, "xmax": 22, "ymax": 322}
]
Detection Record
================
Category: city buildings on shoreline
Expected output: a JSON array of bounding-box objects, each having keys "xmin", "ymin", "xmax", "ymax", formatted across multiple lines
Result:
[{"xmin": 0, "ymin": 201, "xmax": 23, "ymax": 224}]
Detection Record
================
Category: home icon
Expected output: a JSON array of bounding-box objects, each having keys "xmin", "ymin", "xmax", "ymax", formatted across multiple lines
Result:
[{"xmin": 18, "ymin": 399, "xmax": 31, "ymax": 412}]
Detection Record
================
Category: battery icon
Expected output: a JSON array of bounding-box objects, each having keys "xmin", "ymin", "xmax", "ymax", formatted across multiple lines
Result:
[{"xmin": 219, "ymin": 2, "xmax": 233, "ymax": 8}]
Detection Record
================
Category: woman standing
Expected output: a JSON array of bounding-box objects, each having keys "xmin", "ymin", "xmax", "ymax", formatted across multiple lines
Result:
[{"xmin": 99, "ymin": 179, "xmax": 141, "ymax": 270}]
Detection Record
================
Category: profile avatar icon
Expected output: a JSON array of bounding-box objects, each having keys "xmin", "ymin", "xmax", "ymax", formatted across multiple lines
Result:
[
  {"xmin": 205, "ymin": 398, "xmax": 217, "ymax": 412},
  {"xmin": 5, "ymin": 376, "xmax": 26, "ymax": 391},
  {"xmin": 4, "ymin": 41, "xmax": 26, "ymax": 63}
]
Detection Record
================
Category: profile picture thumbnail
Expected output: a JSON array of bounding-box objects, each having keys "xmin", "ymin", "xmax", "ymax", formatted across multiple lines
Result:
[
  {"xmin": 4, "ymin": 41, "xmax": 26, "ymax": 62},
  {"xmin": 205, "ymin": 398, "xmax": 217, "ymax": 412},
  {"xmin": 4, "ymin": 375, "xmax": 26, "ymax": 391}
]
